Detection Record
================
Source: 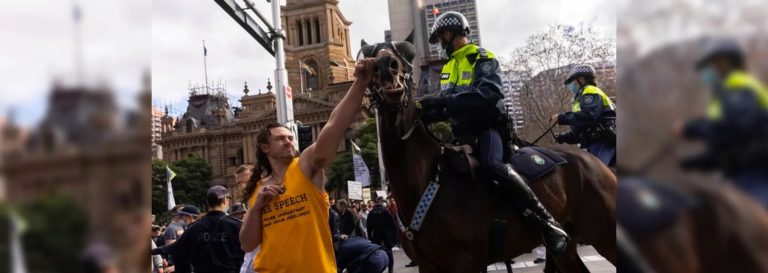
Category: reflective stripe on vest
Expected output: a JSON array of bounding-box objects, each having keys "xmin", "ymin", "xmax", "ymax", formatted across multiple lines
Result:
[{"xmin": 439, "ymin": 44, "xmax": 496, "ymax": 95}]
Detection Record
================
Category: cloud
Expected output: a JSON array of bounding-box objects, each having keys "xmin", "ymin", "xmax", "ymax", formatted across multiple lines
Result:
[
  {"xmin": 153, "ymin": 0, "xmax": 615, "ymax": 113},
  {"xmin": 0, "ymin": 0, "xmax": 151, "ymax": 126}
]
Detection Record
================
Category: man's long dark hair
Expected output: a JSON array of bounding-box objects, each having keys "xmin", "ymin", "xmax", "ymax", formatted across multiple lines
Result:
[{"xmin": 242, "ymin": 123, "xmax": 291, "ymax": 204}]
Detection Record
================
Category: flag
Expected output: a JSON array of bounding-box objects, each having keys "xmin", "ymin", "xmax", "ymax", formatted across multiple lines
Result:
[
  {"xmin": 301, "ymin": 63, "xmax": 316, "ymax": 76},
  {"xmin": 432, "ymin": 7, "xmax": 440, "ymax": 15},
  {"xmin": 73, "ymin": 4, "xmax": 81, "ymax": 23},
  {"xmin": 9, "ymin": 208, "xmax": 28, "ymax": 273},
  {"xmin": 166, "ymin": 165, "xmax": 177, "ymax": 210},
  {"xmin": 204, "ymin": 45, "xmax": 207, "ymax": 56},
  {"xmin": 351, "ymin": 142, "xmax": 371, "ymax": 187}
]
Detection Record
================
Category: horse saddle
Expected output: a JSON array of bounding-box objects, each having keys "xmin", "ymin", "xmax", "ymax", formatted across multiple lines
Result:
[
  {"xmin": 442, "ymin": 145, "xmax": 566, "ymax": 183},
  {"xmin": 618, "ymin": 176, "xmax": 697, "ymax": 240}
]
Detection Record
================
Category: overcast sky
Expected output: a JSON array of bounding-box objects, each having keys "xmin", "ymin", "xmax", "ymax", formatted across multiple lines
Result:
[
  {"xmin": 0, "ymin": 0, "xmax": 151, "ymax": 127},
  {"xmin": 0, "ymin": 0, "xmax": 614, "ymax": 126},
  {"xmin": 152, "ymin": 0, "xmax": 614, "ymax": 116}
]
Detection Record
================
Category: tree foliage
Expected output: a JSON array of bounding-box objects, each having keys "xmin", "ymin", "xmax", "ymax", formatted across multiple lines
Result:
[
  {"xmin": 151, "ymin": 155, "xmax": 212, "ymax": 224},
  {"xmin": 503, "ymin": 23, "xmax": 616, "ymax": 143}
]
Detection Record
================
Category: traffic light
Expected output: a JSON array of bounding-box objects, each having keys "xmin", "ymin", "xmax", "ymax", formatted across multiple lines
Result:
[{"xmin": 298, "ymin": 125, "xmax": 313, "ymax": 152}]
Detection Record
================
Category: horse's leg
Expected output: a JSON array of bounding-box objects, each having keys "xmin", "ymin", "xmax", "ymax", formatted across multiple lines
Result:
[{"xmin": 505, "ymin": 260, "xmax": 513, "ymax": 273}]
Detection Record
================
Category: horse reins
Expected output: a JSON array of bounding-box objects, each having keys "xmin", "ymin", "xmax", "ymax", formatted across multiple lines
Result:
[{"xmin": 530, "ymin": 122, "xmax": 558, "ymax": 146}]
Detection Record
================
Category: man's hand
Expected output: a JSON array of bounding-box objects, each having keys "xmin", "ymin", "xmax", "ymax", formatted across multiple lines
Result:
[
  {"xmin": 672, "ymin": 119, "xmax": 684, "ymax": 138},
  {"xmin": 552, "ymin": 133, "xmax": 563, "ymax": 144},
  {"xmin": 419, "ymin": 96, "xmax": 448, "ymax": 111},
  {"xmin": 354, "ymin": 58, "xmax": 376, "ymax": 86},
  {"xmin": 254, "ymin": 184, "xmax": 285, "ymax": 210},
  {"xmin": 550, "ymin": 114, "xmax": 560, "ymax": 125}
]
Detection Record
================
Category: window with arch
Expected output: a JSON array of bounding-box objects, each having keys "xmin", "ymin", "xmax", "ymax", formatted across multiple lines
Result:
[
  {"xmin": 297, "ymin": 20, "xmax": 304, "ymax": 46},
  {"xmin": 302, "ymin": 59, "xmax": 320, "ymax": 91},
  {"xmin": 314, "ymin": 17, "xmax": 321, "ymax": 43}
]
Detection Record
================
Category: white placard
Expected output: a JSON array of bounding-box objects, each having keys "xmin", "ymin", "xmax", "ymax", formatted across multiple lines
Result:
[{"xmin": 347, "ymin": 181, "xmax": 363, "ymax": 200}]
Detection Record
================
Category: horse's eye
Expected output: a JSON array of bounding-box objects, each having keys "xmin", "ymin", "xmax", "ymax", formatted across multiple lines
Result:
[{"xmin": 390, "ymin": 61, "xmax": 398, "ymax": 70}]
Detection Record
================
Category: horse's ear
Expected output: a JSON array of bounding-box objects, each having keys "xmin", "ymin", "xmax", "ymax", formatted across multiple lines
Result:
[
  {"xmin": 405, "ymin": 30, "xmax": 414, "ymax": 44},
  {"xmin": 361, "ymin": 39, "xmax": 368, "ymax": 47},
  {"xmin": 394, "ymin": 41, "xmax": 416, "ymax": 65}
]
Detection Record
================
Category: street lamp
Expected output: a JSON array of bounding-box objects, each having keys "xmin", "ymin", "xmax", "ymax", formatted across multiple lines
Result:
[{"xmin": 330, "ymin": 62, "xmax": 388, "ymax": 193}]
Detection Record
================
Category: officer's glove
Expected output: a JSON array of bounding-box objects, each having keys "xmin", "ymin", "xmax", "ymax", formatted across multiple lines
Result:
[
  {"xmin": 418, "ymin": 96, "xmax": 448, "ymax": 112},
  {"xmin": 553, "ymin": 133, "xmax": 563, "ymax": 144},
  {"xmin": 421, "ymin": 109, "xmax": 448, "ymax": 124}
]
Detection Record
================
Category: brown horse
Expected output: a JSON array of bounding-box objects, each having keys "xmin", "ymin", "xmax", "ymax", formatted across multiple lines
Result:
[
  {"xmin": 624, "ymin": 178, "xmax": 768, "ymax": 273},
  {"xmin": 358, "ymin": 38, "xmax": 617, "ymax": 273}
]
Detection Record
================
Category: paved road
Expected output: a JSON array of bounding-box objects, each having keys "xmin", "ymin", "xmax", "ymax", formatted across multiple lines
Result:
[{"xmin": 390, "ymin": 245, "xmax": 615, "ymax": 273}]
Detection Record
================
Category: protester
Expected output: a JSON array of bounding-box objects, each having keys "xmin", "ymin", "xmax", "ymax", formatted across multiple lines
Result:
[
  {"xmin": 337, "ymin": 199, "xmax": 366, "ymax": 237},
  {"xmin": 238, "ymin": 58, "xmax": 376, "ymax": 273},
  {"xmin": 229, "ymin": 202, "xmax": 247, "ymax": 221},
  {"xmin": 367, "ymin": 197, "xmax": 397, "ymax": 273}
]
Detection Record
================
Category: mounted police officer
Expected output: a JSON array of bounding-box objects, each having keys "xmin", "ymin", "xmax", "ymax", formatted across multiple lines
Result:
[
  {"xmin": 676, "ymin": 38, "xmax": 768, "ymax": 207},
  {"xmin": 152, "ymin": 186, "xmax": 245, "ymax": 273},
  {"xmin": 418, "ymin": 11, "xmax": 569, "ymax": 255},
  {"xmin": 551, "ymin": 64, "xmax": 617, "ymax": 167}
]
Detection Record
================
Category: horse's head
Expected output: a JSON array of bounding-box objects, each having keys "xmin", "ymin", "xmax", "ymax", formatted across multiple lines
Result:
[{"xmin": 357, "ymin": 32, "xmax": 416, "ymax": 112}]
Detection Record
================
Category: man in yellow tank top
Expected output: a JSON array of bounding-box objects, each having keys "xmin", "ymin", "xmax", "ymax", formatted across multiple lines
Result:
[{"xmin": 238, "ymin": 58, "xmax": 376, "ymax": 273}]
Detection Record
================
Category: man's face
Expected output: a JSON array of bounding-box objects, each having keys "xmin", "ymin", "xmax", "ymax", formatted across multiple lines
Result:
[
  {"xmin": 438, "ymin": 30, "xmax": 453, "ymax": 49},
  {"xmin": 236, "ymin": 170, "xmax": 252, "ymax": 189},
  {"xmin": 262, "ymin": 127, "xmax": 296, "ymax": 160}
]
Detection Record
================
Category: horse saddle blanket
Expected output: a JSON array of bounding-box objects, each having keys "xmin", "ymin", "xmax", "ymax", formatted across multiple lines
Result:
[
  {"xmin": 508, "ymin": 147, "xmax": 567, "ymax": 182},
  {"xmin": 618, "ymin": 176, "xmax": 697, "ymax": 240}
]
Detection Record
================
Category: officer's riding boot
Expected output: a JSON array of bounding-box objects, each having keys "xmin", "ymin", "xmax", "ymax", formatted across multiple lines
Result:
[{"xmin": 499, "ymin": 164, "xmax": 569, "ymax": 255}]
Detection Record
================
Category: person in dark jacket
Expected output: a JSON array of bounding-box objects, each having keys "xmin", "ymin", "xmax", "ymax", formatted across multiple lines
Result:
[
  {"xmin": 366, "ymin": 197, "xmax": 397, "ymax": 273},
  {"xmin": 335, "ymin": 237, "xmax": 389, "ymax": 273},
  {"xmin": 330, "ymin": 205, "xmax": 388, "ymax": 273},
  {"xmin": 152, "ymin": 186, "xmax": 244, "ymax": 273},
  {"xmin": 420, "ymin": 11, "xmax": 568, "ymax": 254},
  {"xmin": 337, "ymin": 199, "xmax": 365, "ymax": 237}
]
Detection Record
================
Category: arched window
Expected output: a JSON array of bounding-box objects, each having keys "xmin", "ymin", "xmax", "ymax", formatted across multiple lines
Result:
[
  {"xmin": 314, "ymin": 18, "xmax": 321, "ymax": 43},
  {"xmin": 302, "ymin": 59, "xmax": 320, "ymax": 91},
  {"xmin": 297, "ymin": 20, "xmax": 304, "ymax": 46}
]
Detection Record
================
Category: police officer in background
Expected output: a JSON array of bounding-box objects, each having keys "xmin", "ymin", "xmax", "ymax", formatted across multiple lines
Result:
[
  {"xmin": 152, "ymin": 185, "xmax": 245, "ymax": 273},
  {"xmin": 552, "ymin": 64, "xmax": 617, "ymax": 167},
  {"xmin": 675, "ymin": 38, "xmax": 768, "ymax": 207},
  {"xmin": 418, "ymin": 10, "xmax": 569, "ymax": 254}
]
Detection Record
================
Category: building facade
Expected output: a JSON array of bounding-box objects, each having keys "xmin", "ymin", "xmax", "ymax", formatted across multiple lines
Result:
[
  {"xmin": 423, "ymin": 0, "xmax": 481, "ymax": 59},
  {"xmin": 151, "ymin": 106, "xmax": 165, "ymax": 160},
  {"xmin": 158, "ymin": 0, "xmax": 365, "ymax": 190}
]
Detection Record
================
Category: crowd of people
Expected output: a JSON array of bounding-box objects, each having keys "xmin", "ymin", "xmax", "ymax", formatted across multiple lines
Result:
[{"xmin": 150, "ymin": 171, "xmax": 417, "ymax": 273}]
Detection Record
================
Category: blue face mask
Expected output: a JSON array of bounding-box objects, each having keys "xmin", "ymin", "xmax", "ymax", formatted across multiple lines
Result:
[
  {"xmin": 567, "ymin": 82, "xmax": 580, "ymax": 94},
  {"xmin": 698, "ymin": 67, "xmax": 719, "ymax": 86}
]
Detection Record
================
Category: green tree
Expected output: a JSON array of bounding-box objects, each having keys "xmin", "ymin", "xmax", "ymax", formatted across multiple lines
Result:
[
  {"xmin": 326, "ymin": 118, "xmax": 382, "ymax": 194},
  {"xmin": 151, "ymin": 155, "xmax": 212, "ymax": 224},
  {"xmin": 0, "ymin": 194, "xmax": 87, "ymax": 273}
]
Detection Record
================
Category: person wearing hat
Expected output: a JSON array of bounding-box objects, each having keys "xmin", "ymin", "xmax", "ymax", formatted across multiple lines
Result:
[
  {"xmin": 675, "ymin": 37, "xmax": 768, "ymax": 207},
  {"xmin": 162, "ymin": 205, "xmax": 198, "ymax": 246},
  {"xmin": 152, "ymin": 185, "xmax": 245, "ymax": 273},
  {"xmin": 419, "ymin": 10, "xmax": 569, "ymax": 255},
  {"xmin": 551, "ymin": 64, "xmax": 617, "ymax": 167},
  {"xmin": 229, "ymin": 202, "xmax": 247, "ymax": 221}
]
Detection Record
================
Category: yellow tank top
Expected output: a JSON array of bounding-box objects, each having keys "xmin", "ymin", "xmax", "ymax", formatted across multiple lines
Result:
[{"xmin": 247, "ymin": 157, "xmax": 336, "ymax": 273}]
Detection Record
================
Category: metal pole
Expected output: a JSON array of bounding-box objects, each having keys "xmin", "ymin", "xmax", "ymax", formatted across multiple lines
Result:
[
  {"xmin": 300, "ymin": 59, "xmax": 304, "ymax": 94},
  {"xmin": 203, "ymin": 40, "xmax": 209, "ymax": 93},
  {"xmin": 374, "ymin": 108, "xmax": 387, "ymax": 193},
  {"xmin": 271, "ymin": 0, "xmax": 298, "ymax": 150}
]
